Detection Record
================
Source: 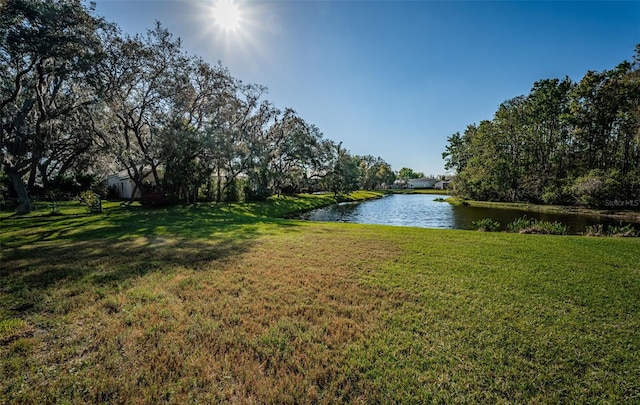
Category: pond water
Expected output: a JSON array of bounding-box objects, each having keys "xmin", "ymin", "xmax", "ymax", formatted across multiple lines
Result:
[{"xmin": 297, "ymin": 194, "xmax": 638, "ymax": 234}]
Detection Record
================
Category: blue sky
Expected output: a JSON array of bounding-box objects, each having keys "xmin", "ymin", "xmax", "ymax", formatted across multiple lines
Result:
[{"xmin": 92, "ymin": 0, "xmax": 640, "ymax": 176}]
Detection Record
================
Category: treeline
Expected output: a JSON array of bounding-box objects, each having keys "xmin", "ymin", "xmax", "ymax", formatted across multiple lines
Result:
[
  {"xmin": 443, "ymin": 46, "xmax": 640, "ymax": 207},
  {"xmin": 1, "ymin": 0, "xmax": 396, "ymax": 213}
]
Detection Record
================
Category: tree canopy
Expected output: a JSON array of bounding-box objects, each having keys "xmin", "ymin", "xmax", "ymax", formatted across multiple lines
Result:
[
  {"xmin": 1, "ymin": 0, "xmax": 396, "ymax": 212},
  {"xmin": 443, "ymin": 46, "xmax": 640, "ymax": 207}
]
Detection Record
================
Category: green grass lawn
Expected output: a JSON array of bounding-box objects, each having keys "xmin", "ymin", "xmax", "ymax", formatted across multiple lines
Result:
[{"xmin": 1, "ymin": 194, "xmax": 639, "ymax": 403}]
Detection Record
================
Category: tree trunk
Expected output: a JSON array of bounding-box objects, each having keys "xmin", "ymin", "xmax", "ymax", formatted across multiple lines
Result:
[
  {"xmin": 216, "ymin": 166, "xmax": 222, "ymax": 203},
  {"xmin": 7, "ymin": 169, "xmax": 31, "ymax": 214},
  {"xmin": 206, "ymin": 177, "xmax": 213, "ymax": 201},
  {"xmin": 130, "ymin": 182, "xmax": 139, "ymax": 203}
]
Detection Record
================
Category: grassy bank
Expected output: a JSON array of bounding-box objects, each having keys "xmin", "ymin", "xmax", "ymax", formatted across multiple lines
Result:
[
  {"xmin": 0, "ymin": 191, "xmax": 383, "ymax": 221},
  {"xmin": 1, "ymin": 195, "xmax": 639, "ymax": 403},
  {"xmin": 444, "ymin": 197, "xmax": 640, "ymax": 223}
]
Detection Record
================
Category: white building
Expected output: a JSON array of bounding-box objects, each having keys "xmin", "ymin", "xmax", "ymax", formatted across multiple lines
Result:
[
  {"xmin": 106, "ymin": 169, "xmax": 162, "ymax": 199},
  {"xmin": 106, "ymin": 171, "xmax": 140, "ymax": 199},
  {"xmin": 407, "ymin": 178, "xmax": 437, "ymax": 189},
  {"xmin": 392, "ymin": 179, "xmax": 407, "ymax": 189},
  {"xmin": 434, "ymin": 180, "xmax": 451, "ymax": 189}
]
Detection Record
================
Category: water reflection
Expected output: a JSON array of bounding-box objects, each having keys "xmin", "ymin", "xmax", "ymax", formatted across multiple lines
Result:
[{"xmin": 297, "ymin": 194, "xmax": 638, "ymax": 234}]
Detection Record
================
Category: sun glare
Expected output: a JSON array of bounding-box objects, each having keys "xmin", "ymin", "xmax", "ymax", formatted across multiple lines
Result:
[
  {"xmin": 211, "ymin": 0, "xmax": 242, "ymax": 32},
  {"xmin": 194, "ymin": 0, "xmax": 266, "ymax": 67}
]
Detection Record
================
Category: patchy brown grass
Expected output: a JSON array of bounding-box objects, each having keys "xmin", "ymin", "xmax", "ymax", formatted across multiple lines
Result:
[
  {"xmin": 2, "ymin": 200, "xmax": 639, "ymax": 403},
  {"xmin": 2, "ymin": 224, "xmax": 401, "ymax": 403}
]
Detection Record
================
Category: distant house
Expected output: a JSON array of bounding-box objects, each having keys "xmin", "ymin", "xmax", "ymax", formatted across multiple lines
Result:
[
  {"xmin": 407, "ymin": 178, "xmax": 437, "ymax": 189},
  {"xmin": 106, "ymin": 171, "xmax": 138, "ymax": 199},
  {"xmin": 434, "ymin": 180, "xmax": 451, "ymax": 190},
  {"xmin": 392, "ymin": 179, "xmax": 407, "ymax": 189},
  {"xmin": 106, "ymin": 169, "xmax": 162, "ymax": 199}
]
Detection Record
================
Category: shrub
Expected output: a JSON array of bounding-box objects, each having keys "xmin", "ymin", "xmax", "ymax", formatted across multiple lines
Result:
[
  {"xmin": 541, "ymin": 181, "xmax": 572, "ymax": 205},
  {"xmin": 472, "ymin": 218, "xmax": 500, "ymax": 232},
  {"xmin": 585, "ymin": 223, "xmax": 638, "ymax": 237},
  {"xmin": 609, "ymin": 224, "xmax": 638, "ymax": 237},
  {"xmin": 568, "ymin": 169, "xmax": 622, "ymax": 207},
  {"xmin": 78, "ymin": 191, "xmax": 102, "ymax": 213},
  {"xmin": 507, "ymin": 217, "xmax": 534, "ymax": 232},
  {"xmin": 584, "ymin": 224, "xmax": 605, "ymax": 237},
  {"xmin": 140, "ymin": 186, "xmax": 171, "ymax": 207},
  {"xmin": 507, "ymin": 216, "xmax": 568, "ymax": 235},
  {"xmin": 445, "ymin": 197, "xmax": 469, "ymax": 206}
]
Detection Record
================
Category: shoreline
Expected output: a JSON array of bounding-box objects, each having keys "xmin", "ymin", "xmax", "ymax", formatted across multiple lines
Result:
[
  {"xmin": 389, "ymin": 190, "xmax": 640, "ymax": 224},
  {"xmin": 459, "ymin": 199, "xmax": 640, "ymax": 223}
]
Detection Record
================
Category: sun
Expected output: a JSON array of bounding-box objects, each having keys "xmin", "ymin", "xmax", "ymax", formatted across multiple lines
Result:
[
  {"xmin": 194, "ymin": 0, "xmax": 266, "ymax": 65},
  {"xmin": 211, "ymin": 0, "xmax": 242, "ymax": 32}
]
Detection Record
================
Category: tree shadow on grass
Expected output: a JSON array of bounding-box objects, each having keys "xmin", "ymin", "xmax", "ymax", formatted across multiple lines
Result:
[
  {"xmin": 1, "ymin": 236, "xmax": 255, "ymax": 315},
  {"xmin": 1, "ymin": 203, "xmax": 303, "ymax": 245},
  {"xmin": 0, "ymin": 204, "xmax": 304, "ymax": 315}
]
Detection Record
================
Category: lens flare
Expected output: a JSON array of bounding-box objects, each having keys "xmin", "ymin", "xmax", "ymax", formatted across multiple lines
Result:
[{"xmin": 211, "ymin": 0, "xmax": 242, "ymax": 32}]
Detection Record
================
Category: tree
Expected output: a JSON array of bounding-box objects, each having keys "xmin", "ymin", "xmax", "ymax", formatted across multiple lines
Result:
[
  {"xmin": 397, "ymin": 167, "xmax": 425, "ymax": 181},
  {"xmin": 1, "ymin": 0, "xmax": 107, "ymax": 213},
  {"xmin": 442, "ymin": 45, "xmax": 640, "ymax": 206},
  {"xmin": 323, "ymin": 143, "xmax": 359, "ymax": 197},
  {"xmin": 521, "ymin": 78, "xmax": 573, "ymax": 203},
  {"xmin": 91, "ymin": 23, "xmax": 191, "ymax": 202},
  {"xmin": 264, "ymin": 109, "xmax": 328, "ymax": 195},
  {"xmin": 354, "ymin": 155, "xmax": 395, "ymax": 190},
  {"xmin": 442, "ymin": 131, "xmax": 468, "ymax": 173},
  {"xmin": 205, "ymin": 82, "xmax": 271, "ymax": 202},
  {"xmin": 568, "ymin": 59, "xmax": 640, "ymax": 202},
  {"xmin": 376, "ymin": 162, "xmax": 396, "ymax": 189},
  {"xmin": 1, "ymin": 1, "xmax": 399, "ymax": 209},
  {"xmin": 157, "ymin": 120, "xmax": 204, "ymax": 203},
  {"xmin": 158, "ymin": 57, "xmax": 241, "ymax": 203}
]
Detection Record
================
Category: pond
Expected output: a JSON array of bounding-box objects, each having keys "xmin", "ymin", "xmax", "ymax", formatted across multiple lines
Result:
[{"xmin": 296, "ymin": 194, "xmax": 638, "ymax": 234}]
